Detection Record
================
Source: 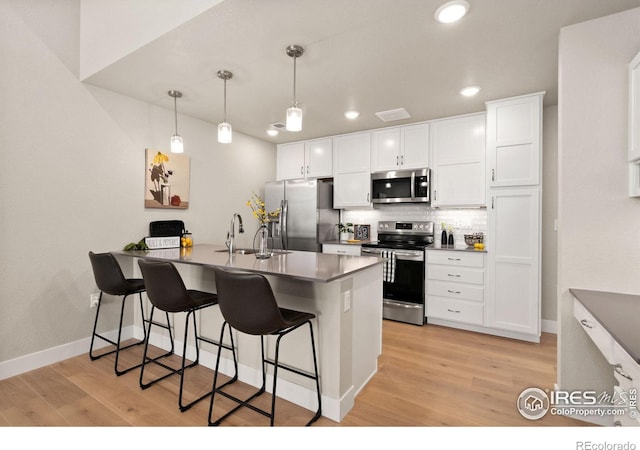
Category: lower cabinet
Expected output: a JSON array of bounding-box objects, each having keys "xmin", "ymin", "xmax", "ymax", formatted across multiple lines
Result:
[
  {"xmin": 322, "ymin": 243, "xmax": 361, "ymax": 256},
  {"xmin": 426, "ymin": 250, "xmax": 485, "ymax": 326},
  {"xmin": 574, "ymin": 298, "xmax": 640, "ymax": 426}
]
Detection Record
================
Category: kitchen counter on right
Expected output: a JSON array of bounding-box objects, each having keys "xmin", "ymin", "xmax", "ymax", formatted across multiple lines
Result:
[
  {"xmin": 571, "ymin": 288, "xmax": 640, "ymax": 364},
  {"xmin": 428, "ymin": 244, "xmax": 487, "ymax": 253}
]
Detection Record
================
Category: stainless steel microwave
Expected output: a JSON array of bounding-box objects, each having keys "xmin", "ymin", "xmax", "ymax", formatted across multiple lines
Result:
[{"xmin": 371, "ymin": 168, "xmax": 430, "ymax": 204}]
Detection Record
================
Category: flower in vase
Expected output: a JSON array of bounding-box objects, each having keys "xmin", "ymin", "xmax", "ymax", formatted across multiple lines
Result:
[{"xmin": 246, "ymin": 193, "xmax": 280, "ymax": 224}]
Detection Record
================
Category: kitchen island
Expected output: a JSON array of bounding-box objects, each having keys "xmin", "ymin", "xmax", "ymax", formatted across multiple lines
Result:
[{"xmin": 113, "ymin": 244, "xmax": 383, "ymax": 422}]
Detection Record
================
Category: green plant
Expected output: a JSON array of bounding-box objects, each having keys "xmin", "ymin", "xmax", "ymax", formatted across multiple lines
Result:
[
  {"xmin": 336, "ymin": 222, "xmax": 354, "ymax": 233},
  {"xmin": 123, "ymin": 238, "xmax": 149, "ymax": 251}
]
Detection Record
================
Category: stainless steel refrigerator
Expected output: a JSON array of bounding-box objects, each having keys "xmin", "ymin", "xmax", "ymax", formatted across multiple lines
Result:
[{"xmin": 264, "ymin": 179, "xmax": 338, "ymax": 252}]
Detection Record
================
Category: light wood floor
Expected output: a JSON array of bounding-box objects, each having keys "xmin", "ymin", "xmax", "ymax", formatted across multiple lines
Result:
[{"xmin": 0, "ymin": 320, "xmax": 590, "ymax": 427}]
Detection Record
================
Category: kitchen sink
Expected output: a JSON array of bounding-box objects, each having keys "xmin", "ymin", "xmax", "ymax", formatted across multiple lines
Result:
[
  {"xmin": 215, "ymin": 248, "xmax": 292, "ymax": 255},
  {"xmin": 215, "ymin": 248, "xmax": 256, "ymax": 254}
]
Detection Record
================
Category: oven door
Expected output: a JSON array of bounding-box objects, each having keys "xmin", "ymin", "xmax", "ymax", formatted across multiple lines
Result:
[{"xmin": 361, "ymin": 248, "xmax": 425, "ymax": 325}]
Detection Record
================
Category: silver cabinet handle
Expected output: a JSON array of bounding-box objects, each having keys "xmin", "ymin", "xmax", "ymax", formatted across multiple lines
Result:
[
  {"xmin": 491, "ymin": 197, "xmax": 494, "ymax": 209},
  {"xmin": 491, "ymin": 168, "xmax": 495, "ymax": 181},
  {"xmin": 447, "ymin": 290, "xmax": 461, "ymax": 294},
  {"xmin": 447, "ymin": 257, "xmax": 461, "ymax": 261},
  {"xmin": 306, "ymin": 165, "xmax": 309, "ymax": 174},
  {"xmin": 434, "ymin": 190, "xmax": 437, "ymax": 201},
  {"xmin": 300, "ymin": 166, "xmax": 304, "ymax": 175},
  {"xmin": 336, "ymin": 250, "xmax": 346, "ymax": 254},
  {"xmin": 447, "ymin": 273, "xmax": 461, "ymax": 278},
  {"xmin": 367, "ymin": 192, "xmax": 370, "ymax": 202},
  {"xmin": 579, "ymin": 319, "xmax": 594, "ymax": 329},
  {"xmin": 401, "ymin": 155, "xmax": 404, "ymax": 165},
  {"xmin": 614, "ymin": 364, "xmax": 633, "ymax": 381},
  {"xmin": 447, "ymin": 308, "xmax": 461, "ymax": 313},
  {"xmin": 396, "ymin": 155, "xmax": 399, "ymax": 166}
]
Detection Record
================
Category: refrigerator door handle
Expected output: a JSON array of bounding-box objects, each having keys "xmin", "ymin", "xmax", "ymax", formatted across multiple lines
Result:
[{"xmin": 280, "ymin": 199, "xmax": 288, "ymax": 250}]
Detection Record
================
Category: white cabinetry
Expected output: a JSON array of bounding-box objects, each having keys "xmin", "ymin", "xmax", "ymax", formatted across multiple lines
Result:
[
  {"xmin": 276, "ymin": 138, "xmax": 332, "ymax": 181},
  {"xmin": 628, "ymin": 51, "xmax": 640, "ymax": 196},
  {"xmin": 573, "ymin": 298, "xmax": 640, "ymax": 426},
  {"xmin": 333, "ymin": 132, "xmax": 372, "ymax": 208},
  {"xmin": 322, "ymin": 243, "xmax": 361, "ymax": 256},
  {"xmin": 430, "ymin": 113, "xmax": 486, "ymax": 207},
  {"xmin": 486, "ymin": 188, "xmax": 540, "ymax": 335},
  {"xmin": 485, "ymin": 92, "xmax": 543, "ymax": 342},
  {"xmin": 371, "ymin": 123, "xmax": 429, "ymax": 172},
  {"xmin": 426, "ymin": 250, "xmax": 485, "ymax": 326},
  {"xmin": 486, "ymin": 94, "xmax": 542, "ymax": 187}
]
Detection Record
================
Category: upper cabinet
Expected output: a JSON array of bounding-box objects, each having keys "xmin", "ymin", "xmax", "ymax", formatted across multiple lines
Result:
[
  {"xmin": 333, "ymin": 131, "xmax": 372, "ymax": 208},
  {"xmin": 371, "ymin": 123, "xmax": 429, "ymax": 172},
  {"xmin": 486, "ymin": 93, "xmax": 543, "ymax": 187},
  {"xmin": 430, "ymin": 113, "xmax": 486, "ymax": 207},
  {"xmin": 276, "ymin": 138, "xmax": 332, "ymax": 181}
]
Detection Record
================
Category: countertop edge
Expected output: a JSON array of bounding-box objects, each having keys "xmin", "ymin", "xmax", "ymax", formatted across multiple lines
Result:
[{"xmin": 570, "ymin": 288, "xmax": 640, "ymax": 364}]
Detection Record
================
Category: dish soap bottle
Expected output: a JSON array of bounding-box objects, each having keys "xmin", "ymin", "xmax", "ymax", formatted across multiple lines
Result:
[{"xmin": 440, "ymin": 222, "xmax": 448, "ymax": 246}]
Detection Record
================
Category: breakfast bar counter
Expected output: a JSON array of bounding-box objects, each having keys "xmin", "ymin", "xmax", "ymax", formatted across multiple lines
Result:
[{"xmin": 114, "ymin": 244, "xmax": 383, "ymax": 422}]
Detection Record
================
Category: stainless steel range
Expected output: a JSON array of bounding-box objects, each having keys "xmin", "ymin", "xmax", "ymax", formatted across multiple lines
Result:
[{"xmin": 361, "ymin": 221, "xmax": 434, "ymax": 326}]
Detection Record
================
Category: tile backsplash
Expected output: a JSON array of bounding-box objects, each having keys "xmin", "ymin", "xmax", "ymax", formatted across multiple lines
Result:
[{"xmin": 341, "ymin": 204, "xmax": 487, "ymax": 247}]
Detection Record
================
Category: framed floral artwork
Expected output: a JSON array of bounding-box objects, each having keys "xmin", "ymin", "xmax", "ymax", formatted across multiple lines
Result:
[{"xmin": 144, "ymin": 149, "xmax": 190, "ymax": 209}]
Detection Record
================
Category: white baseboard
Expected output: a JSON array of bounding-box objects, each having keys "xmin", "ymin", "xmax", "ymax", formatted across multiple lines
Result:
[
  {"xmin": 0, "ymin": 325, "xmax": 342, "ymax": 422},
  {"xmin": 0, "ymin": 326, "xmax": 135, "ymax": 381}
]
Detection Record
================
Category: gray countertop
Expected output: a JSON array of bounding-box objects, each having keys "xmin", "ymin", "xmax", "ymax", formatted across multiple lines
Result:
[
  {"xmin": 114, "ymin": 244, "xmax": 382, "ymax": 283},
  {"xmin": 428, "ymin": 244, "xmax": 488, "ymax": 253},
  {"xmin": 570, "ymin": 288, "xmax": 640, "ymax": 364}
]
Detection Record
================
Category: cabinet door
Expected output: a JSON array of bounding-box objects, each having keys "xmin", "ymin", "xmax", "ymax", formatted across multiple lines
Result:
[
  {"xmin": 276, "ymin": 142, "xmax": 305, "ymax": 180},
  {"xmin": 333, "ymin": 132, "xmax": 371, "ymax": 173},
  {"xmin": 334, "ymin": 172, "xmax": 371, "ymax": 208},
  {"xmin": 486, "ymin": 93, "xmax": 543, "ymax": 187},
  {"xmin": 486, "ymin": 188, "xmax": 540, "ymax": 336},
  {"xmin": 371, "ymin": 128, "xmax": 400, "ymax": 172},
  {"xmin": 333, "ymin": 132, "xmax": 371, "ymax": 208},
  {"xmin": 431, "ymin": 114, "xmax": 486, "ymax": 207},
  {"xmin": 305, "ymin": 138, "xmax": 332, "ymax": 178},
  {"xmin": 400, "ymin": 123, "xmax": 429, "ymax": 170}
]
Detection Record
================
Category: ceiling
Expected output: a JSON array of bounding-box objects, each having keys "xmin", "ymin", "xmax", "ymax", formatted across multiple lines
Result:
[{"xmin": 83, "ymin": 0, "xmax": 640, "ymax": 144}]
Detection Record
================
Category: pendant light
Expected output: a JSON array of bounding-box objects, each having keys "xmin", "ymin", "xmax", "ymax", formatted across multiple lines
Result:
[
  {"xmin": 217, "ymin": 70, "xmax": 233, "ymax": 144},
  {"xmin": 168, "ymin": 90, "xmax": 184, "ymax": 153},
  {"xmin": 285, "ymin": 45, "xmax": 304, "ymax": 132}
]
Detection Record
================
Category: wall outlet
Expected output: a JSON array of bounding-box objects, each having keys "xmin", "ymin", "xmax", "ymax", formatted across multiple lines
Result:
[{"xmin": 90, "ymin": 293, "xmax": 100, "ymax": 308}]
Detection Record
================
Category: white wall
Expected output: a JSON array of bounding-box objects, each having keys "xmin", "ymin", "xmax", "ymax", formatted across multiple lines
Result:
[
  {"xmin": 0, "ymin": 0, "xmax": 276, "ymax": 365},
  {"xmin": 541, "ymin": 105, "xmax": 558, "ymax": 323},
  {"xmin": 558, "ymin": 7, "xmax": 640, "ymax": 392}
]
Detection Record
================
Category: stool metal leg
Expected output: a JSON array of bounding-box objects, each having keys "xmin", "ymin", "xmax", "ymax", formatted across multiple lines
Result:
[
  {"xmin": 89, "ymin": 291, "xmax": 149, "ymax": 376},
  {"xmin": 209, "ymin": 320, "xmax": 322, "ymax": 426},
  {"xmin": 139, "ymin": 306, "xmax": 175, "ymax": 389}
]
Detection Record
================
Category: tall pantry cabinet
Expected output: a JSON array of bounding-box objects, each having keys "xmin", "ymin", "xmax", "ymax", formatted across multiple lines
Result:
[{"xmin": 485, "ymin": 92, "xmax": 544, "ymax": 342}]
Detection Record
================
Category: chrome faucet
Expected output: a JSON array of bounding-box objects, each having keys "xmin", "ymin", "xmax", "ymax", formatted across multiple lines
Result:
[{"xmin": 226, "ymin": 213, "xmax": 244, "ymax": 254}]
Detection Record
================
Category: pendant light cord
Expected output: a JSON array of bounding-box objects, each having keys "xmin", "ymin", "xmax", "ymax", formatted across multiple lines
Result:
[
  {"xmin": 223, "ymin": 79, "xmax": 227, "ymax": 122},
  {"xmin": 292, "ymin": 55, "xmax": 297, "ymax": 107},
  {"xmin": 173, "ymin": 95, "xmax": 178, "ymax": 135}
]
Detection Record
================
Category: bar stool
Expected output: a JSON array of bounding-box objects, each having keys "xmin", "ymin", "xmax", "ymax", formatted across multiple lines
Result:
[
  {"xmin": 208, "ymin": 267, "xmax": 321, "ymax": 426},
  {"xmin": 88, "ymin": 251, "xmax": 152, "ymax": 376},
  {"xmin": 137, "ymin": 259, "xmax": 237, "ymax": 412}
]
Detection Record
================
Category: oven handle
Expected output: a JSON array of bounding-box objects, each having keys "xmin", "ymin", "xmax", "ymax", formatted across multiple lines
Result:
[{"xmin": 361, "ymin": 248, "xmax": 424, "ymax": 261}]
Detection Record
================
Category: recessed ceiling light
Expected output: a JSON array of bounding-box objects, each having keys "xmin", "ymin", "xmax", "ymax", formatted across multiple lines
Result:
[
  {"xmin": 460, "ymin": 86, "xmax": 480, "ymax": 97},
  {"xmin": 344, "ymin": 110, "xmax": 360, "ymax": 120},
  {"xmin": 435, "ymin": 1, "xmax": 470, "ymax": 24},
  {"xmin": 267, "ymin": 129, "xmax": 279, "ymax": 137}
]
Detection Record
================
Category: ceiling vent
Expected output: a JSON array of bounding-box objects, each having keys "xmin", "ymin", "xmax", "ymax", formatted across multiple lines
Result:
[
  {"xmin": 270, "ymin": 122, "xmax": 286, "ymax": 129},
  {"xmin": 375, "ymin": 108, "xmax": 411, "ymax": 122}
]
